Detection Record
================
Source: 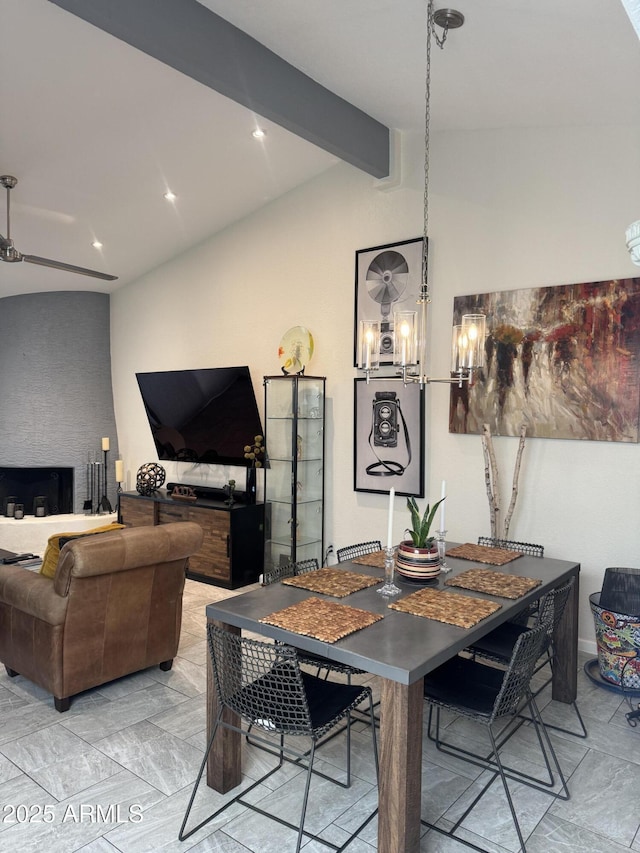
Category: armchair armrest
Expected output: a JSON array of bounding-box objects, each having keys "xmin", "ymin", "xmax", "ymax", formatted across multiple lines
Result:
[{"xmin": 0, "ymin": 564, "xmax": 67, "ymax": 626}]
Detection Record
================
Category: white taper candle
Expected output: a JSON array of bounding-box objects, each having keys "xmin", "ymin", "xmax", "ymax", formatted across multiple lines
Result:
[
  {"xmin": 440, "ymin": 480, "xmax": 446, "ymax": 530},
  {"xmin": 387, "ymin": 487, "xmax": 395, "ymax": 548}
]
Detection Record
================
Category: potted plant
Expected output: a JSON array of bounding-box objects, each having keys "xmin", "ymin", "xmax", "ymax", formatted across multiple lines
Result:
[{"xmin": 396, "ymin": 496, "xmax": 445, "ymax": 581}]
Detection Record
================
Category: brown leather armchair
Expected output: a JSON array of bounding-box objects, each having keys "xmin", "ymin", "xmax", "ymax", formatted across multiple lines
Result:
[{"xmin": 0, "ymin": 521, "xmax": 203, "ymax": 711}]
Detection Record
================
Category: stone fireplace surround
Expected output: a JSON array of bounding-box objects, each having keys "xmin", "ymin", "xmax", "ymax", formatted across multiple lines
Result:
[{"xmin": 0, "ymin": 291, "xmax": 119, "ymax": 516}]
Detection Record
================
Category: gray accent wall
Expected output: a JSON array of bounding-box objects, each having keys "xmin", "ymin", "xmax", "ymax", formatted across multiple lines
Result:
[{"xmin": 0, "ymin": 291, "xmax": 118, "ymax": 513}]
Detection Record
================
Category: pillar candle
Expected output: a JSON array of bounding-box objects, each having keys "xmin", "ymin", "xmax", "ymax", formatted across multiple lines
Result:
[
  {"xmin": 102, "ymin": 437, "xmax": 110, "ymax": 451},
  {"xmin": 440, "ymin": 480, "xmax": 446, "ymax": 530},
  {"xmin": 115, "ymin": 460, "xmax": 124, "ymax": 483},
  {"xmin": 387, "ymin": 487, "xmax": 395, "ymax": 548}
]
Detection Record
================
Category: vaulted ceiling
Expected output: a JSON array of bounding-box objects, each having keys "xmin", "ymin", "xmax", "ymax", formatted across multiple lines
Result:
[{"xmin": 1, "ymin": 0, "xmax": 638, "ymax": 298}]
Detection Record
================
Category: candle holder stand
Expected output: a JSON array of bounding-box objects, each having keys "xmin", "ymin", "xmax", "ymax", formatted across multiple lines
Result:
[
  {"xmin": 377, "ymin": 546, "xmax": 401, "ymax": 596},
  {"xmin": 436, "ymin": 530, "xmax": 451, "ymax": 573}
]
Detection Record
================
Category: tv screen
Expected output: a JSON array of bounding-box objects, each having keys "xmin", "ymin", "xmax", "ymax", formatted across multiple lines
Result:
[{"xmin": 135, "ymin": 366, "xmax": 263, "ymax": 465}]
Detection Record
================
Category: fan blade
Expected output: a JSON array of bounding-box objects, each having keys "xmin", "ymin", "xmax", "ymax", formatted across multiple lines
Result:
[{"xmin": 22, "ymin": 254, "xmax": 117, "ymax": 281}]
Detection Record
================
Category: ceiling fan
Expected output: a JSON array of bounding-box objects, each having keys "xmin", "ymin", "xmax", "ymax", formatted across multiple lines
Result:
[{"xmin": 0, "ymin": 175, "xmax": 117, "ymax": 281}]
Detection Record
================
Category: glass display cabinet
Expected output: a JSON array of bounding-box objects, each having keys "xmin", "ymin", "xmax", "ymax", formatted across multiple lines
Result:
[{"xmin": 263, "ymin": 375, "xmax": 325, "ymax": 572}]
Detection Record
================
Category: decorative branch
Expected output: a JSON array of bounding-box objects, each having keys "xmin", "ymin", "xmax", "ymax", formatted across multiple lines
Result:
[
  {"xmin": 503, "ymin": 425, "xmax": 527, "ymax": 539},
  {"xmin": 481, "ymin": 423, "xmax": 499, "ymax": 539}
]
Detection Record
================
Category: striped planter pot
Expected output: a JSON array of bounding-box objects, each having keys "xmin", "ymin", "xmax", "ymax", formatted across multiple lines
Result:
[{"xmin": 395, "ymin": 540, "xmax": 440, "ymax": 582}]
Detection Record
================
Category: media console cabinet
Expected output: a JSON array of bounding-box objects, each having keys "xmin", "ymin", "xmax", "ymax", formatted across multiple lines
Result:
[{"xmin": 118, "ymin": 490, "xmax": 264, "ymax": 589}]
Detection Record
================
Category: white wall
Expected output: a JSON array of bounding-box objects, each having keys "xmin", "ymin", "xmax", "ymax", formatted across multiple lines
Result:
[{"xmin": 110, "ymin": 124, "xmax": 640, "ymax": 653}]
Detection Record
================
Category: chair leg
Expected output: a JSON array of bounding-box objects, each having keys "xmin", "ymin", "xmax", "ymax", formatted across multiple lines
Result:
[
  {"xmin": 487, "ymin": 727, "xmax": 528, "ymax": 853},
  {"xmin": 179, "ymin": 713, "xmax": 221, "ymax": 841},
  {"xmin": 54, "ymin": 696, "xmax": 70, "ymax": 712},
  {"xmin": 296, "ymin": 742, "xmax": 316, "ymax": 853},
  {"xmin": 159, "ymin": 659, "xmax": 173, "ymax": 671},
  {"xmin": 5, "ymin": 666, "xmax": 18, "ymax": 677}
]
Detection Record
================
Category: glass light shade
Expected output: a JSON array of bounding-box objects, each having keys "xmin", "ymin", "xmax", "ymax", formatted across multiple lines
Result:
[
  {"xmin": 626, "ymin": 220, "xmax": 640, "ymax": 266},
  {"xmin": 451, "ymin": 324, "xmax": 469, "ymax": 373},
  {"xmin": 393, "ymin": 311, "xmax": 418, "ymax": 367},
  {"xmin": 357, "ymin": 320, "xmax": 380, "ymax": 371},
  {"xmin": 461, "ymin": 314, "xmax": 486, "ymax": 369}
]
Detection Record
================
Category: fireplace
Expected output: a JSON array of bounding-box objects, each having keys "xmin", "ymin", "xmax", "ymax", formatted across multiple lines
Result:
[{"xmin": 0, "ymin": 467, "xmax": 74, "ymax": 516}]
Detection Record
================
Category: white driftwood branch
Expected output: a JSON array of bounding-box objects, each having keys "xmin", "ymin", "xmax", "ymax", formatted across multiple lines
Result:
[
  {"xmin": 482, "ymin": 423, "xmax": 500, "ymax": 539},
  {"xmin": 503, "ymin": 425, "xmax": 527, "ymax": 539}
]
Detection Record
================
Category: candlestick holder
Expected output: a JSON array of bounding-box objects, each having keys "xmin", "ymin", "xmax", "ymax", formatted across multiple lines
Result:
[
  {"xmin": 377, "ymin": 546, "xmax": 401, "ymax": 596},
  {"xmin": 436, "ymin": 530, "xmax": 451, "ymax": 573}
]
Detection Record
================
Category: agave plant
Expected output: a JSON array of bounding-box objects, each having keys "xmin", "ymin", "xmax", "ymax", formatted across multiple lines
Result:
[{"xmin": 405, "ymin": 496, "xmax": 445, "ymax": 549}]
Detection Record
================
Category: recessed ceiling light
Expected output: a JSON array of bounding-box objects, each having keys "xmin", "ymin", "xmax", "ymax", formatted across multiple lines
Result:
[
  {"xmin": 252, "ymin": 128, "xmax": 266, "ymax": 139},
  {"xmin": 92, "ymin": 240, "xmax": 103, "ymax": 249},
  {"xmin": 164, "ymin": 190, "xmax": 177, "ymax": 201}
]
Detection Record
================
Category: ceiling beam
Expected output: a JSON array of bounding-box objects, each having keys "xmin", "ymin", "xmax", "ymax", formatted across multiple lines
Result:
[{"xmin": 49, "ymin": 0, "xmax": 390, "ymax": 178}]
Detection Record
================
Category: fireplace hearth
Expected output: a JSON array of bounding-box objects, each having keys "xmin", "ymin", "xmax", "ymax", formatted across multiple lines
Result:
[{"xmin": 0, "ymin": 467, "xmax": 73, "ymax": 515}]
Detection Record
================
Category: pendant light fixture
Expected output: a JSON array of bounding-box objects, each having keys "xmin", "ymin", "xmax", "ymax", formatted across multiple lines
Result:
[{"xmin": 357, "ymin": 3, "xmax": 486, "ymax": 386}]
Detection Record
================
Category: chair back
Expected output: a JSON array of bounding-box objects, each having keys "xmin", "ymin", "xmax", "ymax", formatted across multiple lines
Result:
[
  {"xmin": 547, "ymin": 577, "xmax": 574, "ymax": 635},
  {"xmin": 208, "ymin": 625, "xmax": 313, "ymax": 736},
  {"xmin": 336, "ymin": 540, "xmax": 382, "ymax": 563},
  {"xmin": 477, "ymin": 536, "xmax": 544, "ymax": 558},
  {"xmin": 293, "ymin": 558, "xmax": 319, "ymax": 575},
  {"xmin": 490, "ymin": 622, "xmax": 549, "ymax": 723},
  {"xmin": 262, "ymin": 563, "xmax": 296, "ymax": 586}
]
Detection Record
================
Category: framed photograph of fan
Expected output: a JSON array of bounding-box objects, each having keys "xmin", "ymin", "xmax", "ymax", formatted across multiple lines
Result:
[
  {"xmin": 353, "ymin": 377, "xmax": 425, "ymax": 497},
  {"xmin": 354, "ymin": 237, "xmax": 424, "ymax": 366}
]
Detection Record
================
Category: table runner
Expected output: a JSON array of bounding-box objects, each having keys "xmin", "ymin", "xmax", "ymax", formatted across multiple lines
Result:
[
  {"xmin": 282, "ymin": 567, "xmax": 380, "ymax": 597},
  {"xmin": 445, "ymin": 568, "xmax": 542, "ymax": 599},
  {"xmin": 350, "ymin": 550, "xmax": 386, "ymax": 568},
  {"xmin": 445, "ymin": 543, "xmax": 523, "ymax": 565},
  {"xmin": 260, "ymin": 597, "xmax": 383, "ymax": 643},
  {"xmin": 389, "ymin": 587, "xmax": 501, "ymax": 629}
]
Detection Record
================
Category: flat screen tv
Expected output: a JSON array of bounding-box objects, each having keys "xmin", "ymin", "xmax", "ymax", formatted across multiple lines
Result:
[{"xmin": 135, "ymin": 366, "xmax": 263, "ymax": 465}]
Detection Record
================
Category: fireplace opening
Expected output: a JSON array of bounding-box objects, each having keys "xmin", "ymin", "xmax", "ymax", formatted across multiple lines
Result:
[{"xmin": 0, "ymin": 467, "xmax": 74, "ymax": 515}]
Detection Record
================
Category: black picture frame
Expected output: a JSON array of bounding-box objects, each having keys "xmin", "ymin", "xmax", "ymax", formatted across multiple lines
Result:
[
  {"xmin": 353, "ymin": 377, "xmax": 425, "ymax": 496},
  {"xmin": 354, "ymin": 236, "xmax": 424, "ymax": 366}
]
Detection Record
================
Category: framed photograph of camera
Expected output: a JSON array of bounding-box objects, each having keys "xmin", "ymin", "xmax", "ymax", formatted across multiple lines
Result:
[
  {"xmin": 353, "ymin": 377, "xmax": 425, "ymax": 496},
  {"xmin": 354, "ymin": 236, "xmax": 424, "ymax": 366}
]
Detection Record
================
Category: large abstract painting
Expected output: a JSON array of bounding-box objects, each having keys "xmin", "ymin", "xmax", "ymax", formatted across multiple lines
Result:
[{"xmin": 449, "ymin": 277, "xmax": 640, "ymax": 442}]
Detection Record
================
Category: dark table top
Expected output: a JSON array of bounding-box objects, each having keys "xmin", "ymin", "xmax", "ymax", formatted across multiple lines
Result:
[{"xmin": 205, "ymin": 548, "xmax": 580, "ymax": 685}]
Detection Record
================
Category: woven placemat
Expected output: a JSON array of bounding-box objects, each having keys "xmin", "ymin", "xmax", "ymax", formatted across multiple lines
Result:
[
  {"xmin": 389, "ymin": 588, "xmax": 501, "ymax": 629},
  {"xmin": 260, "ymin": 597, "xmax": 383, "ymax": 643},
  {"xmin": 282, "ymin": 567, "xmax": 379, "ymax": 597},
  {"xmin": 445, "ymin": 569, "xmax": 542, "ymax": 599},
  {"xmin": 445, "ymin": 543, "xmax": 523, "ymax": 565},
  {"xmin": 351, "ymin": 550, "xmax": 386, "ymax": 568}
]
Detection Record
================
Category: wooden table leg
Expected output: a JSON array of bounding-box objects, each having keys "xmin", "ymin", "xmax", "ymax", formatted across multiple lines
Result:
[
  {"xmin": 206, "ymin": 619, "xmax": 242, "ymax": 792},
  {"xmin": 378, "ymin": 678, "xmax": 423, "ymax": 853},
  {"xmin": 552, "ymin": 569, "xmax": 579, "ymax": 703}
]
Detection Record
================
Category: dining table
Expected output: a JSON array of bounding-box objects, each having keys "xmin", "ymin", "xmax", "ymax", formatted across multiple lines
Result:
[{"xmin": 204, "ymin": 544, "xmax": 580, "ymax": 853}]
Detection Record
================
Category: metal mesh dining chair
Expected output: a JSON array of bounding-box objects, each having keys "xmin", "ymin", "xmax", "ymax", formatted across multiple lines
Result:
[
  {"xmin": 179, "ymin": 625, "xmax": 378, "ymax": 852},
  {"xmin": 422, "ymin": 622, "xmax": 569, "ymax": 853},
  {"xmin": 294, "ymin": 558, "xmax": 321, "ymax": 575},
  {"xmin": 262, "ymin": 562, "xmax": 296, "ymax": 585},
  {"xmin": 336, "ymin": 540, "xmax": 382, "ymax": 563},
  {"xmin": 477, "ymin": 536, "xmax": 544, "ymax": 558},
  {"xmin": 468, "ymin": 577, "xmax": 587, "ymax": 738}
]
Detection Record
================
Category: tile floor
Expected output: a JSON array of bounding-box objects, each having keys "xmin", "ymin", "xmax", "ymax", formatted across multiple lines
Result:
[{"xmin": 0, "ymin": 578, "xmax": 639, "ymax": 852}]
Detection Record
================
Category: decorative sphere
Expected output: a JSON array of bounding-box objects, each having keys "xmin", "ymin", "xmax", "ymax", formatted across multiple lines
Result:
[{"xmin": 136, "ymin": 462, "xmax": 166, "ymax": 495}]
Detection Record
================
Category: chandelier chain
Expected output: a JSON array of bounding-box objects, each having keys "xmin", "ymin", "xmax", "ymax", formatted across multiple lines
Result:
[{"xmin": 422, "ymin": 0, "xmax": 433, "ymax": 301}]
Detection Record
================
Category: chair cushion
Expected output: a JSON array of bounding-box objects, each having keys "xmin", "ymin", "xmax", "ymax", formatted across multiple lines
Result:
[
  {"xmin": 39, "ymin": 522, "xmax": 125, "ymax": 578},
  {"xmin": 424, "ymin": 655, "xmax": 506, "ymax": 717},
  {"xmin": 301, "ymin": 671, "xmax": 369, "ymax": 730},
  {"xmin": 469, "ymin": 622, "xmax": 528, "ymax": 662}
]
